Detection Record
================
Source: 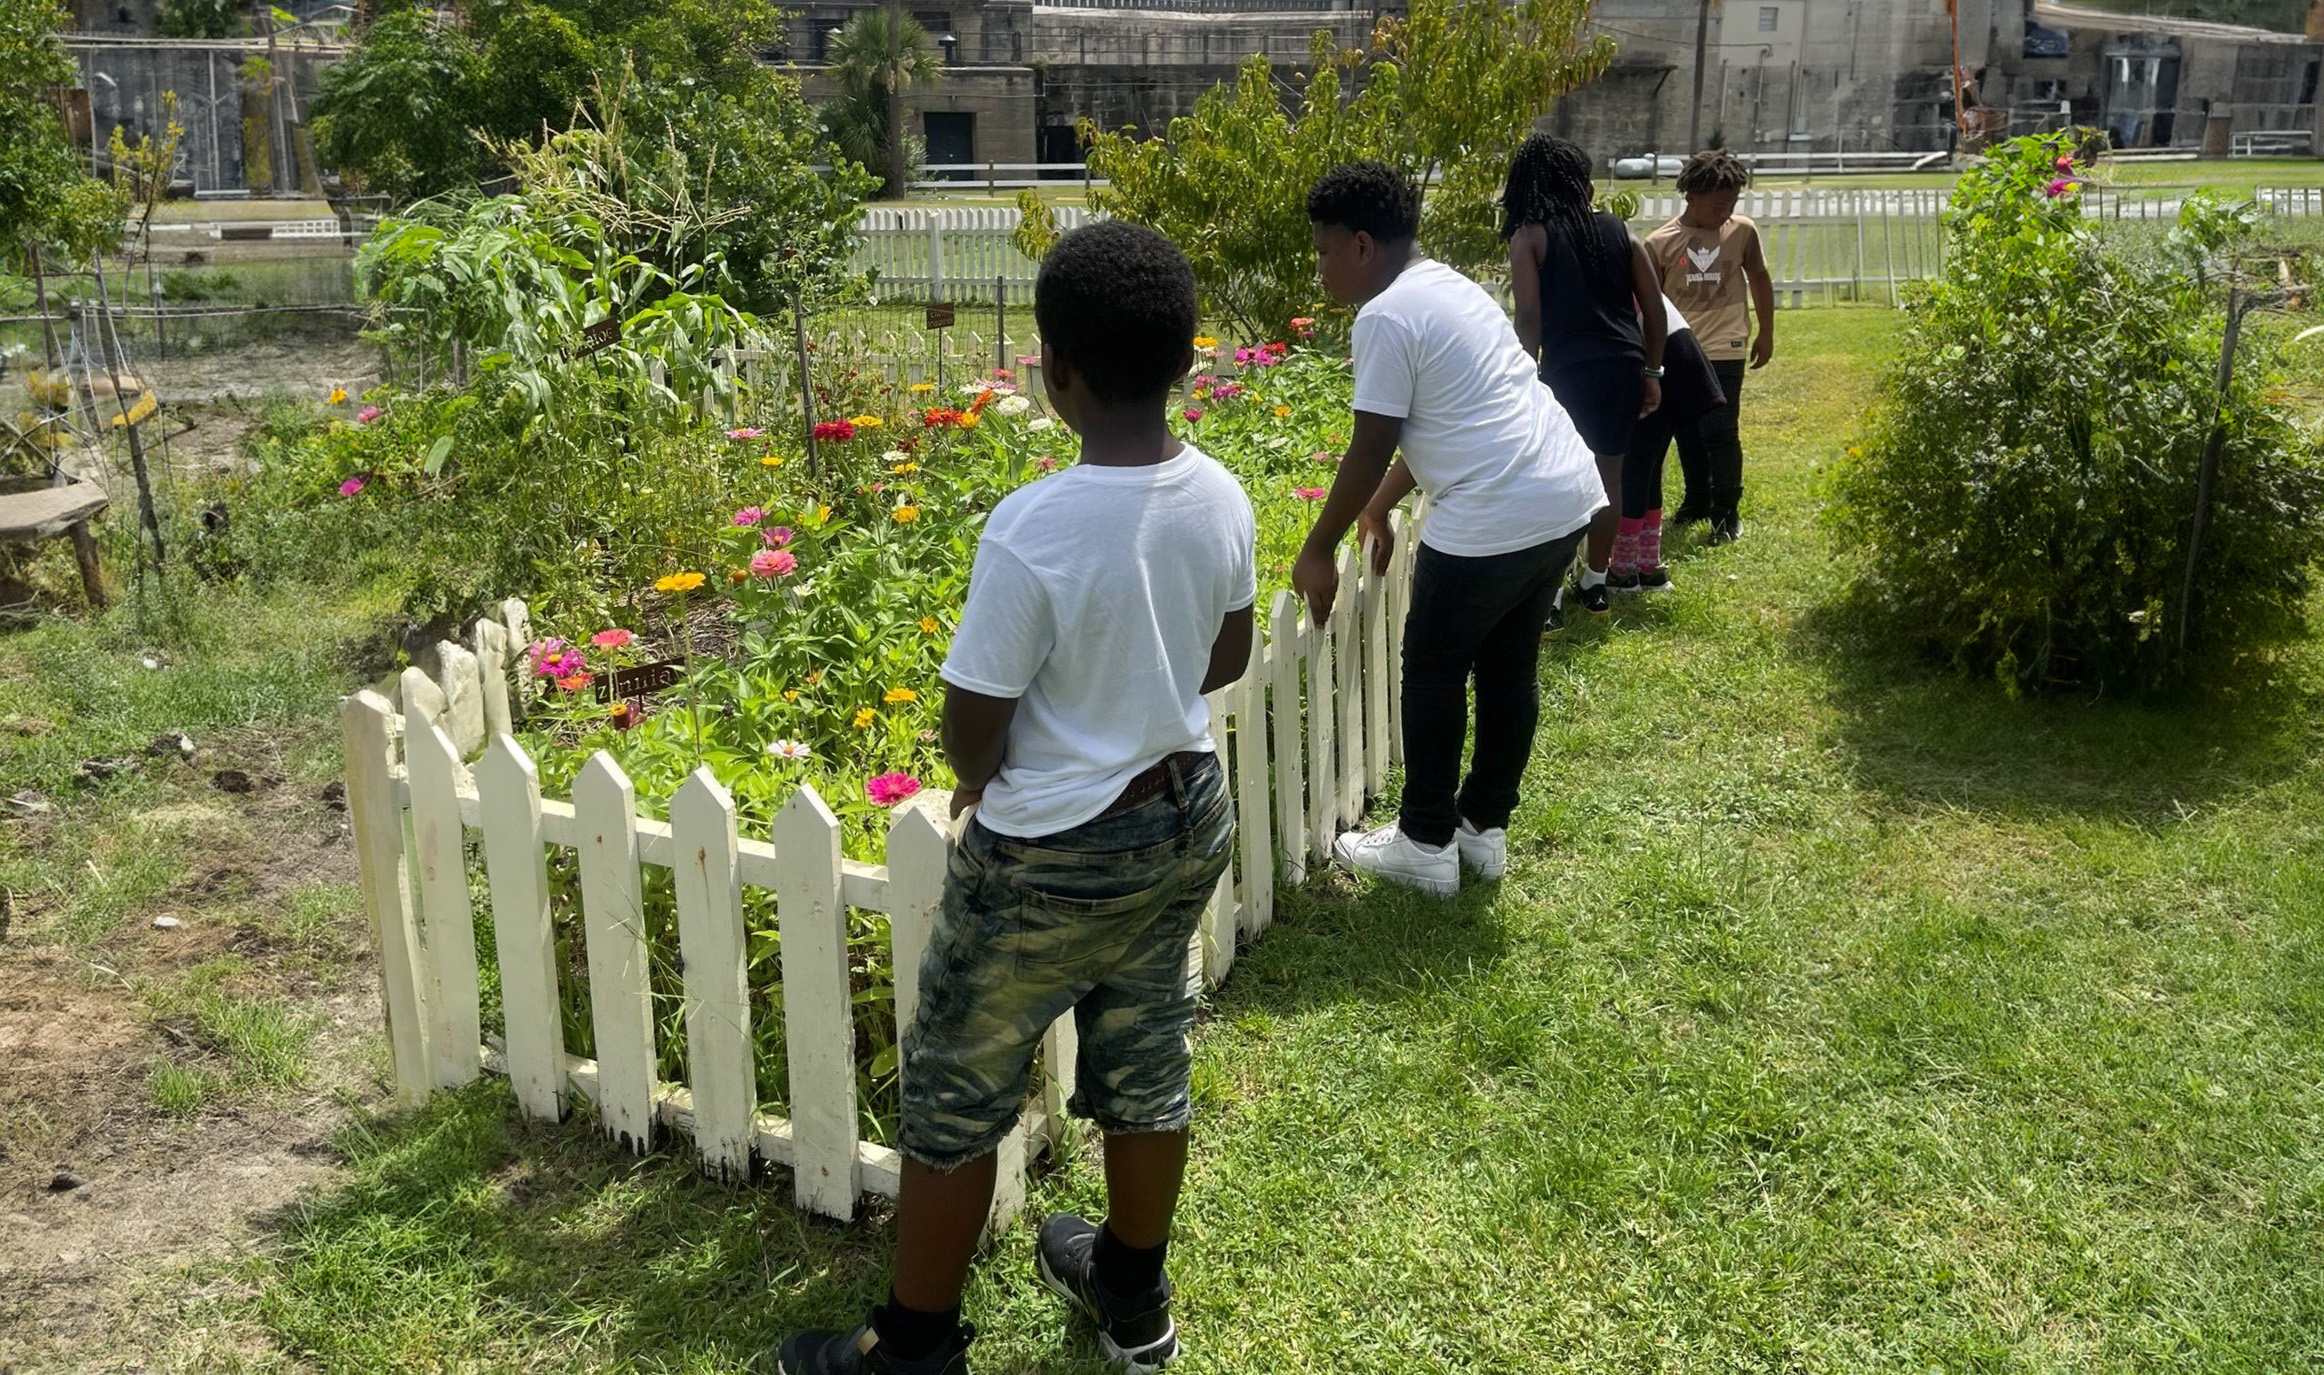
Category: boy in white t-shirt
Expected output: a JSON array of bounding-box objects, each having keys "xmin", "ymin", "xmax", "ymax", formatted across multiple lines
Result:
[
  {"xmin": 1293, "ymin": 162, "xmax": 1605, "ymax": 897},
  {"xmin": 778, "ymin": 222, "xmax": 1256, "ymax": 1375}
]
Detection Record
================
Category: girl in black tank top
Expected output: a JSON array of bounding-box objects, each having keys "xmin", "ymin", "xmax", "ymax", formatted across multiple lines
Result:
[{"xmin": 1502, "ymin": 134, "xmax": 1667, "ymax": 614}]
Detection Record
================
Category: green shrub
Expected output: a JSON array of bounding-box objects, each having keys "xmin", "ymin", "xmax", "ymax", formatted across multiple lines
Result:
[{"xmin": 1827, "ymin": 134, "xmax": 2324, "ymax": 692}]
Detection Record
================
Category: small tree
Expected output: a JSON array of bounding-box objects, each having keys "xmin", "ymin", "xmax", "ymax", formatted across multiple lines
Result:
[
  {"xmin": 821, "ymin": 10, "xmax": 942, "ymax": 197},
  {"xmin": 0, "ymin": 0, "xmax": 123, "ymax": 273},
  {"xmin": 1084, "ymin": 0, "xmax": 1611, "ymax": 335}
]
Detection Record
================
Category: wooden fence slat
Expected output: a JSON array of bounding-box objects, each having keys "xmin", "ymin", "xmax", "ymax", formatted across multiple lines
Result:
[
  {"xmin": 671, "ymin": 768, "xmax": 754, "ymax": 1182},
  {"xmin": 575, "ymin": 752, "xmax": 657, "ymax": 1153},
  {"xmin": 340, "ymin": 691, "xmax": 432, "ymax": 1104},
  {"xmin": 404, "ymin": 707, "xmax": 481, "ymax": 1091},
  {"xmin": 1308, "ymin": 578, "xmax": 1339, "ymax": 856},
  {"xmin": 1387, "ymin": 511, "xmax": 1411, "ymax": 769},
  {"xmin": 1233, "ymin": 630, "xmax": 1274, "ymax": 936},
  {"xmin": 775, "ymin": 785, "xmax": 858, "ymax": 1220},
  {"xmin": 1202, "ymin": 690, "xmax": 1236, "ymax": 986},
  {"xmin": 1333, "ymin": 544, "xmax": 1365, "ymax": 824},
  {"xmin": 1362, "ymin": 534, "xmax": 1391, "ymax": 796},
  {"xmin": 1267, "ymin": 591, "xmax": 1307, "ymax": 884},
  {"xmin": 884, "ymin": 797, "xmax": 949, "ymax": 1047},
  {"xmin": 475, "ymin": 736, "xmax": 564, "ymax": 1122}
]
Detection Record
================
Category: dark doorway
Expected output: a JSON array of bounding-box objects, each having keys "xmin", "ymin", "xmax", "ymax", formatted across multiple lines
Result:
[
  {"xmin": 1037, "ymin": 124, "xmax": 1080, "ymax": 177},
  {"xmin": 924, "ymin": 111, "xmax": 975, "ymax": 180}
]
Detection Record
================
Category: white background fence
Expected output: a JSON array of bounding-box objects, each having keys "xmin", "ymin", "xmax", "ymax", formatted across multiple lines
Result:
[{"xmin": 345, "ymin": 523, "xmax": 1414, "ymax": 1225}]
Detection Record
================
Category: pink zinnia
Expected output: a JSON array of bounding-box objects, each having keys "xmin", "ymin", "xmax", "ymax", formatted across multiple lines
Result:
[
  {"xmin": 733, "ymin": 506, "xmax": 765, "ymax": 527},
  {"xmin": 866, "ymin": 772, "xmax": 923, "ymax": 807},
  {"xmin": 1215, "ymin": 383, "xmax": 1244, "ymax": 401},
  {"xmin": 762, "ymin": 526, "xmax": 795, "ymax": 549},
  {"xmin": 356, "ymin": 407, "xmax": 383, "ymax": 424},
  {"xmin": 1183, "ymin": 408, "xmax": 1204, "ymax": 423},
  {"xmin": 727, "ymin": 426, "xmax": 764, "ymax": 440},
  {"xmin": 1293, "ymin": 487, "xmax": 1327, "ymax": 501},
  {"xmin": 590, "ymin": 629, "xmax": 633, "ymax": 650},
  {"xmin": 1034, "ymin": 457, "xmax": 1059, "ymax": 472},
  {"xmin": 527, "ymin": 638, "xmax": 568, "ymax": 678},
  {"xmin": 751, "ymin": 549, "xmax": 799, "ymax": 579},
  {"xmin": 1312, "ymin": 450, "xmax": 1338, "ymax": 464},
  {"xmin": 338, "ymin": 477, "xmax": 365, "ymax": 496},
  {"xmin": 2054, "ymin": 155, "xmax": 2073, "ymax": 171},
  {"xmin": 2045, "ymin": 178, "xmax": 2076, "ymax": 198}
]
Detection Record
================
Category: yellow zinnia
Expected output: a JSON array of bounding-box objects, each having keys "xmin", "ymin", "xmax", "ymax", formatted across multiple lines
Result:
[
  {"xmin": 1275, "ymin": 406, "xmax": 1292, "ymax": 419},
  {"xmin": 761, "ymin": 454, "xmax": 785, "ymax": 468},
  {"xmin": 893, "ymin": 505, "xmax": 920, "ymax": 523},
  {"xmin": 918, "ymin": 617, "xmax": 940, "ymax": 634},
  {"xmin": 957, "ymin": 412, "xmax": 980, "ymax": 430},
  {"xmin": 885, "ymin": 687, "xmax": 918, "ymax": 704},
  {"xmin": 654, "ymin": 571, "xmax": 707, "ymax": 594},
  {"xmin": 892, "ymin": 462, "xmax": 920, "ymax": 475},
  {"xmin": 1193, "ymin": 335, "xmax": 1218, "ymax": 349},
  {"xmin": 909, "ymin": 382, "xmax": 935, "ymax": 394},
  {"xmin": 851, "ymin": 414, "xmax": 884, "ymax": 429},
  {"xmin": 783, "ymin": 689, "xmax": 800, "ymax": 702},
  {"xmin": 852, "ymin": 708, "xmax": 877, "ymax": 729},
  {"xmin": 327, "ymin": 386, "xmax": 347, "ymax": 405}
]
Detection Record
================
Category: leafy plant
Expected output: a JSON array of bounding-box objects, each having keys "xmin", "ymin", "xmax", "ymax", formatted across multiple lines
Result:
[
  {"xmin": 820, "ymin": 9, "xmax": 943, "ymax": 197},
  {"xmin": 1827, "ymin": 133, "xmax": 2324, "ymax": 692},
  {"xmin": 0, "ymin": 0, "xmax": 124, "ymax": 270}
]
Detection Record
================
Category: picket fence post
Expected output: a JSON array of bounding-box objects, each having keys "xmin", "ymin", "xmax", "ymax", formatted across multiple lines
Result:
[
  {"xmin": 1363, "ymin": 534, "xmax": 1391, "ymax": 796},
  {"xmin": 404, "ymin": 686, "xmax": 481, "ymax": 1091},
  {"xmin": 1233, "ymin": 629, "xmax": 1274, "ymax": 936},
  {"xmin": 1334, "ymin": 546, "xmax": 1365, "ymax": 824},
  {"xmin": 1267, "ymin": 591, "xmax": 1308, "ymax": 883},
  {"xmin": 1202, "ymin": 689, "xmax": 1236, "ymax": 986},
  {"xmin": 1386, "ymin": 511, "xmax": 1411, "ymax": 767},
  {"xmin": 576, "ymin": 752, "xmax": 657, "ymax": 1154},
  {"xmin": 340, "ymin": 690, "xmax": 432, "ymax": 1104},
  {"xmin": 476, "ymin": 735, "xmax": 565, "ymax": 1122},
  {"xmin": 672, "ymin": 768, "xmax": 755, "ymax": 1182},
  {"xmin": 776, "ymin": 785, "xmax": 858, "ymax": 1220},
  {"xmin": 1308, "ymin": 580, "xmax": 1339, "ymax": 858}
]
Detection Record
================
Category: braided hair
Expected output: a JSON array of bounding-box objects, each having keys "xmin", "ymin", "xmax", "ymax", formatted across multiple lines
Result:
[{"xmin": 1501, "ymin": 133, "xmax": 1612, "ymax": 278}]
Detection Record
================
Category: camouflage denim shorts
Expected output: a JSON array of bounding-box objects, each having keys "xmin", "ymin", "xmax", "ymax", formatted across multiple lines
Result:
[{"xmin": 897, "ymin": 752, "xmax": 1234, "ymax": 1171}]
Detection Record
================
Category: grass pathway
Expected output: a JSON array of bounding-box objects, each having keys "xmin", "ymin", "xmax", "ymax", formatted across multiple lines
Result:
[{"xmin": 227, "ymin": 309, "xmax": 2324, "ymax": 1372}]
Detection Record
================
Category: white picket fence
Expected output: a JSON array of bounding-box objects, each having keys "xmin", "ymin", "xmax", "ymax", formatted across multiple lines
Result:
[{"xmin": 342, "ymin": 524, "xmax": 1414, "ymax": 1224}]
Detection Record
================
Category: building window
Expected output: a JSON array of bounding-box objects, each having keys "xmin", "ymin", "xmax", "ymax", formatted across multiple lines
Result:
[{"xmin": 1758, "ymin": 7, "xmax": 1779, "ymax": 30}]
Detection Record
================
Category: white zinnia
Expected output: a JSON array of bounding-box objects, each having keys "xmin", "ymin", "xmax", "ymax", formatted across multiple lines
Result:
[
  {"xmin": 767, "ymin": 739, "xmax": 813, "ymax": 761},
  {"xmin": 1027, "ymin": 416, "xmax": 1056, "ymax": 432},
  {"xmin": 995, "ymin": 394, "xmax": 1032, "ymax": 417}
]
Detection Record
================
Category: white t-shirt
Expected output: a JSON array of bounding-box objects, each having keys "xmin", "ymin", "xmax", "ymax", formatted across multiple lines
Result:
[
  {"xmin": 1351, "ymin": 259, "xmax": 1607, "ymax": 557},
  {"xmin": 940, "ymin": 443, "xmax": 1257, "ymax": 838}
]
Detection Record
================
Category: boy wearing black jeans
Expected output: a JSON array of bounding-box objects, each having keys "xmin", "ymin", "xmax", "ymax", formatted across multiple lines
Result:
[
  {"xmin": 1293, "ymin": 163, "xmax": 1605, "ymax": 896},
  {"xmin": 778, "ymin": 222, "xmax": 1256, "ymax": 1374}
]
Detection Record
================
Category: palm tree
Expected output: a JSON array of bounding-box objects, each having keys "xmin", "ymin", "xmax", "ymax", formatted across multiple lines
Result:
[{"xmin": 824, "ymin": 10, "xmax": 943, "ymax": 197}]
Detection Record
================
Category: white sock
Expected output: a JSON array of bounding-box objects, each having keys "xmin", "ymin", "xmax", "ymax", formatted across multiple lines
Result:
[{"xmin": 1580, "ymin": 566, "xmax": 1608, "ymax": 590}]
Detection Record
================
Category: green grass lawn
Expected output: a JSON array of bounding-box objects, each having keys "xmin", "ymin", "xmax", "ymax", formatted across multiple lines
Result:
[{"xmin": 164, "ymin": 307, "xmax": 2324, "ymax": 1373}]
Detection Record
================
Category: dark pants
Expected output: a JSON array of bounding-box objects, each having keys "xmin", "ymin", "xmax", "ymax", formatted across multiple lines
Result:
[
  {"xmin": 1671, "ymin": 359, "xmax": 1748, "ymax": 520},
  {"xmin": 1396, "ymin": 527, "xmax": 1589, "ymax": 848}
]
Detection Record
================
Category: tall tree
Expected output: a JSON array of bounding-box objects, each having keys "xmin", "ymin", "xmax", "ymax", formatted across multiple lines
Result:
[
  {"xmin": 821, "ymin": 9, "xmax": 942, "ymax": 197},
  {"xmin": 0, "ymin": 0, "xmax": 123, "ymax": 272}
]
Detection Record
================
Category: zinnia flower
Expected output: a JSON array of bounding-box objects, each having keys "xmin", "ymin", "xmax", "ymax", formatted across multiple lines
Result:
[
  {"xmin": 923, "ymin": 407, "xmax": 966, "ymax": 428},
  {"xmin": 1275, "ymin": 406, "xmax": 1293, "ymax": 419},
  {"xmin": 760, "ymin": 454, "xmax": 786, "ymax": 468},
  {"xmin": 852, "ymin": 708, "xmax": 877, "ymax": 730},
  {"xmin": 892, "ymin": 462, "xmax": 920, "ymax": 475},
  {"xmin": 2045, "ymin": 177, "xmax": 2075, "ymax": 198},
  {"xmin": 763, "ymin": 526, "xmax": 795, "ymax": 548},
  {"xmin": 654, "ymin": 571, "xmax": 707, "ymax": 594},
  {"xmin": 812, "ymin": 419, "xmax": 857, "ymax": 443},
  {"xmin": 1028, "ymin": 417, "xmax": 1056, "ymax": 433},
  {"xmin": 1193, "ymin": 335, "xmax": 1218, "ymax": 350},
  {"xmin": 609, "ymin": 702, "xmax": 637, "ymax": 729},
  {"xmin": 733, "ymin": 506, "xmax": 765, "ymax": 527},
  {"xmin": 556, "ymin": 671, "xmax": 594, "ymax": 692},
  {"xmin": 918, "ymin": 617, "xmax": 940, "ymax": 634},
  {"xmin": 1183, "ymin": 408, "xmax": 1204, "ymax": 423},
  {"xmin": 727, "ymin": 427, "xmax": 764, "ymax": 440},
  {"xmin": 751, "ymin": 549, "xmax": 799, "ymax": 579},
  {"xmin": 2054, "ymin": 155, "xmax": 2074, "ymax": 171},
  {"xmin": 1312, "ymin": 450, "xmax": 1339, "ymax": 464},
  {"xmin": 884, "ymin": 686, "xmax": 919, "ymax": 704},
  {"xmin": 995, "ymin": 394, "xmax": 1031, "ymax": 417},
  {"xmin": 356, "ymin": 406, "xmax": 384, "ymax": 424},
  {"xmin": 526, "ymin": 638, "xmax": 568, "ymax": 678},
  {"xmin": 909, "ymin": 382, "xmax": 936, "ymax": 394},
  {"xmin": 767, "ymin": 739, "xmax": 813, "ymax": 761},
  {"xmin": 893, "ymin": 505, "xmax": 920, "ymax": 523},
  {"xmin": 591, "ymin": 628, "xmax": 634, "ymax": 650},
  {"xmin": 1294, "ymin": 487, "xmax": 1327, "ymax": 500},
  {"xmin": 338, "ymin": 477, "xmax": 365, "ymax": 496},
  {"xmin": 326, "ymin": 386, "xmax": 347, "ymax": 405},
  {"xmin": 850, "ymin": 414, "xmax": 884, "ymax": 429},
  {"xmin": 1290, "ymin": 317, "xmax": 1317, "ymax": 337},
  {"xmin": 866, "ymin": 772, "xmax": 923, "ymax": 807}
]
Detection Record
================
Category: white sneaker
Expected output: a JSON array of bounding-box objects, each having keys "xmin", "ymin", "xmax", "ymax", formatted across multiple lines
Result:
[
  {"xmin": 1333, "ymin": 823, "xmax": 1459, "ymax": 896},
  {"xmin": 1454, "ymin": 819, "xmax": 1507, "ymax": 880}
]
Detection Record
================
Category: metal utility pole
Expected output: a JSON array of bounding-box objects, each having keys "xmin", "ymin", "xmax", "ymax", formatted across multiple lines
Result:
[{"xmin": 1687, "ymin": 0, "xmax": 1714, "ymax": 151}]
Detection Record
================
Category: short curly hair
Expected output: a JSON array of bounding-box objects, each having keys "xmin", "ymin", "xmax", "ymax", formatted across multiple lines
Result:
[
  {"xmin": 1034, "ymin": 220, "xmax": 1198, "ymax": 405},
  {"xmin": 1306, "ymin": 162, "xmax": 1421, "ymax": 245},
  {"xmin": 1676, "ymin": 148, "xmax": 1752, "ymax": 197}
]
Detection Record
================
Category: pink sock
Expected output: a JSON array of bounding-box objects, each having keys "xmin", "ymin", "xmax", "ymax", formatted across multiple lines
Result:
[
  {"xmin": 1638, "ymin": 510, "xmax": 1664, "ymax": 571},
  {"xmin": 1612, "ymin": 517, "xmax": 1643, "ymax": 577}
]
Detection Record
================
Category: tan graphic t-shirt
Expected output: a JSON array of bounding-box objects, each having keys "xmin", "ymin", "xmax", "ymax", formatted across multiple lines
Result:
[{"xmin": 1645, "ymin": 215, "xmax": 1762, "ymax": 362}]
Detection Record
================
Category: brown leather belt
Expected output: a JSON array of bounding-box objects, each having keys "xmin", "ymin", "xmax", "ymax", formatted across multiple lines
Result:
[{"xmin": 1096, "ymin": 751, "xmax": 1210, "ymax": 819}]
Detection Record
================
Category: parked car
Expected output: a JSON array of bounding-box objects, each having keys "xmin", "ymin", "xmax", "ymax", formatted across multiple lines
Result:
[{"xmin": 1611, "ymin": 154, "xmax": 1687, "ymax": 180}]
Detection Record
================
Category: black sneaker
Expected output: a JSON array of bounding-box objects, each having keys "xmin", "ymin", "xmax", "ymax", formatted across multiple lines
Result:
[
  {"xmin": 1637, "ymin": 565, "xmax": 1673, "ymax": 593},
  {"xmin": 1607, "ymin": 568, "xmax": 1643, "ymax": 595},
  {"xmin": 777, "ymin": 1320, "xmax": 975, "ymax": 1375},
  {"xmin": 1708, "ymin": 514, "xmax": 1742, "ymax": 546},
  {"xmin": 1542, "ymin": 597, "xmax": 1566, "ymax": 638},
  {"xmin": 1572, "ymin": 580, "xmax": 1612, "ymax": 616},
  {"xmin": 1036, "ymin": 1215, "xmax": 1180, "ymax": 1373}
]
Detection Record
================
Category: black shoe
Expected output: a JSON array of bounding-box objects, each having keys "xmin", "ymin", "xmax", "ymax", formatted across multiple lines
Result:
[
  {"xmin": 1708, "ymin": 514, "xmax": 1742, "ymax": 546},
  {"xmin": 1637, "ymin": 565, "xmax": 1673, "ymax": 593},
  {"xmin": 1036, "ymin": 1215, "xmax": 1180, "ymax": 1373},
  {"xmin": 1542, "ymin": 599, "xmax": 1565, "ymax": 637},
  {"xmin": 1671, "ymin": 503, "xmax": 1710, "ymax": 527},
  {"xmin": 1572, "ymin": 580, "xmax": 1612, "ymax": 616},
  {"xmin": 1607, "ymin": 568, "xmax": 1643, "ymax": 595},
  {"xmin": 777, "ymin": 1320, "xmax": 975, "ymax": 1375}
]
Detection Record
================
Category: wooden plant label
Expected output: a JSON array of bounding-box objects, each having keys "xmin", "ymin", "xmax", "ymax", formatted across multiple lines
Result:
[
  {"xmin": 594, "ymin": 659, "xmax": 683, "ymax": 703},
  {"xmin": 568, "ymin": 317, "xmax": 622, "ymax": 360},
  {"xmin": 924, "ymin": 302, "xmax": 956, "ymax": 330}
]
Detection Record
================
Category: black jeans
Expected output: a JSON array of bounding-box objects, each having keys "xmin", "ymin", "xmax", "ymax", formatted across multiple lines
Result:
[
  {"xmin": 1396, "ymin": 527, "xmax": 1589, "ymax": 848},
  {"xmin": 1673, "ymin": 359, "xmax": 1748, "ymax": 519}
]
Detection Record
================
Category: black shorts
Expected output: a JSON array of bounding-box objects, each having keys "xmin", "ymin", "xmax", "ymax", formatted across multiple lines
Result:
[{"xmin": 1543, "ymin": 357, "xmax": 1643, "ymax": 458}]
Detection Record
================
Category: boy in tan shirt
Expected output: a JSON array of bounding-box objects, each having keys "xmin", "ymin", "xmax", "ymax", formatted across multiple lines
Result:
[{"xmin": 1643, "ymin": 149, "xmax": 1776, "ymax": 544}]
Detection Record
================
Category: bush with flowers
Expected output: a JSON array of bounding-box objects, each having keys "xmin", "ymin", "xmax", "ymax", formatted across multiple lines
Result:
[{"xmin": 1828, "ymin": 132, "xmax": 2324, "ymax": 692}]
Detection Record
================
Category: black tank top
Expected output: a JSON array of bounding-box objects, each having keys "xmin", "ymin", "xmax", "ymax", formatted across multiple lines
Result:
[{"xmin": 1535, "ymin": 211, "xmax": 1644, "ymax": 374}]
